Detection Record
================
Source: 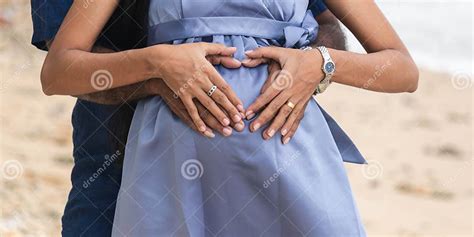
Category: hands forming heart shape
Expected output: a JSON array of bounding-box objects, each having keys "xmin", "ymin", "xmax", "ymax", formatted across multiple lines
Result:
[{"xmin": 148, "ymin": 42, "xmax": 324, "ymax": 144}]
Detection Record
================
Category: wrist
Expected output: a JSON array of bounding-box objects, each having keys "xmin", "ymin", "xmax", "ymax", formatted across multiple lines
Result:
[
  {"xmin": 142, "ymin": 44, "xmax": 171, "ymax": 79},
  {"xmin": 144, "ymin": 78, "xmax": 163, "ymax": 96},
  {"xmin": 327, "ymin": 48, "xmax": 344, "ymax": 83},
  {"xmin": 300, "ymin": 46, "xmax": 324, "ymax": 83}
]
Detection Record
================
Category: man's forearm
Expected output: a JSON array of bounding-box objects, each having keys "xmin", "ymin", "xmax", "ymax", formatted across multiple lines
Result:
[
  {"xmin": 76, "ymin": 81, "xmax": 152, "ymax": 105},
  {"xmin": 313, "ymin": 10, "xmax": 347, "ymax": 50}
]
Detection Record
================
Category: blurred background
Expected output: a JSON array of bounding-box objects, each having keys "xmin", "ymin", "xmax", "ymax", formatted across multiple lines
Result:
[{"xmin": 0, "ymin": 0, "xmax": 472, "ymax": 236}]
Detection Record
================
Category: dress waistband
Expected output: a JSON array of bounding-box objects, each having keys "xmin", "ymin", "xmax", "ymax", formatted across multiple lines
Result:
[{"xmin": 148, "ymin": 10, "xmax": 318, "ymax": 48}]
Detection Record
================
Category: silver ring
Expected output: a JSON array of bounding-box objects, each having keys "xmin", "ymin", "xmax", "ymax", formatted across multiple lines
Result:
[{"xmin": 207, "ymin": 85, "xmax": 217, "ymax": 97}]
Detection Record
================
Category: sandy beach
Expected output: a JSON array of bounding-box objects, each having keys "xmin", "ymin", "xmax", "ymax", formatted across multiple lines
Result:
[{"xmin": 0, "ymin": 1, "xmax": 472, "ymax": 236}]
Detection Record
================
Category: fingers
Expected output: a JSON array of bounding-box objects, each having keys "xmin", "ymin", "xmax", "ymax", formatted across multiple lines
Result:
[
  {"xmin": 196, "ymin": 102, "xmax": 233, "ymax": 137},
  {"xmin": 200, "ymin": 42, "xmax": 237, "ymax": 56},
  {"xmin": 244, "ymin": 47, "xmax": 284, "ymax": 63},
  {"xmin": 282, "ymin": 114, "xmax": 303, "ymax": 145},
  {"xmin": 249, "ymin": 92, "xmax": 289, "ymax": 132},
  {"xmin": 182, "ymin": 97, "xmax": 207, "ymax": 134},
  {"xmin": 195, "ymin": 89, "xmax": 231, "ymax": 127},
  {"xmin": 245, "ymin": 82, "xmax": 281, "ymax": 120},
  {"xmin": 262, "ymin": 101, "xmax": 294, "ymax": 140},
  {"xmin": 241, "ymin": 58, "xmax": 269, "ymax": 68},
  {"xmin": 207, "ymin": 55, "xmax": 242, "ymax": 69},
  {"xmin": 281, "ymin": 100, "xmax": 308, "ymax": 144},
  {"xmin": 210, "ymin": 89, "xmax": 242, "ymax": 123},
  {"xmin": 204, "ymin": 64, "xmax": 245, "ymax": 113}
]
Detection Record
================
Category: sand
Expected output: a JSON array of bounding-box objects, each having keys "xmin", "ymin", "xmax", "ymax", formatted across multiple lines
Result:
[{"xmin": 0, "ymin": 1, "xmax": 472, "ymax": 236}]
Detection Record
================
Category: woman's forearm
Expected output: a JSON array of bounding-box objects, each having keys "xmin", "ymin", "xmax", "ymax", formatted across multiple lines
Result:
[
  {"xmin": 41, "ymin": 47, "xmax": 155, "ymax": 96},
  {"xmin": 329, "ymin": 48, "xmax": 418, "ymax": 93}
]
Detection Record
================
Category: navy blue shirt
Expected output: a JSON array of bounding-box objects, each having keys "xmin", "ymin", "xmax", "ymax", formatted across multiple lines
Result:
[{"xmin": 309, "ymin": 0, "xmax": 328, "ymax": 16}]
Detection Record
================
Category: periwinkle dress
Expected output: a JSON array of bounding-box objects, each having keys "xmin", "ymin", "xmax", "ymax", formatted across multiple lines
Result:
[{"xmin": 113, "ymin": 0, "xmax": 367, "ymax": 236}]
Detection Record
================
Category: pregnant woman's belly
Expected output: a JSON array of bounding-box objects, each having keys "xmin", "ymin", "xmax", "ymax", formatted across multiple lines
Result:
[
  {"xmin": 112, "ymin": 0, "xmax": 366, "ymax": 236},
  {"xmin": 114, "ymin": 36, "xmax": 366, "ymax": 236}
]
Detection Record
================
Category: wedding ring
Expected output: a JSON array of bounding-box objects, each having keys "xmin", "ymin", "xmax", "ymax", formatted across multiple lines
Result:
[
  {"xmin": 207, "ymin": 85, "xmax": 217, "ymax": 97},
  {"xmin": 286, "ymin": 101, "xmax": 295, "ymax": 109}
]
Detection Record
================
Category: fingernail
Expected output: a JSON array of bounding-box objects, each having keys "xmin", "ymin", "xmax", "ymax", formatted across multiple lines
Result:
[
  {"xmin": 245, "ymin": 50, "xmax": 253, "ymax": 54},
  {"xmin": 199, "ymin": 125, "xmax": 206, "ymax": 132},
  {"xmin": 204, "ymin": 130, "xmax": 215, "ymax": 138},
  {"xmin": 223, "ymin": 127, "xmax": 233, "ymax": 136},
  {"xmin": 235, "ymin": 122, "xmax": 244, "ymax": 131},
  {"xmin": 233, "ymin": 58, "xmax": 242, "ymax": 64},
  {"xmin": 240, "ymin": 112, "xmax": 245, "ymax": 119},
  {"xmin": 283, "ymin": 137, "xmax": 290, "ymax": 145},
  {"xmin": 245, "ymin": 111, "xmax": 255, "ymax": 120},
  {"xmin": 237, "ymin": 104, "xmax": 244, "ymax": 112},
  {"xmin": 233, "ymin": 114, "xmax": 241, "ymax": 123},
  {"xmin": 267, "ymin": 129, "xmax": 275, "ymax": 138},
  {"xmin": 253, "ymin": 123, "xmax": 261, "ymax": 131},
  {"xmin": 281, "ymin": 128, "xmax": 288, "ymax": 136},
  {"xmin": 241, "ymin": 59, "xmax": 251, "ymax": 64},
  {"xmin": 223, "ymin": 118, "xmax": 230, "ymax": 126}
]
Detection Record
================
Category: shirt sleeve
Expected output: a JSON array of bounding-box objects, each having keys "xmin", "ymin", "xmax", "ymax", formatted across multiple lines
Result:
[
  {"xmin": 308, "ymin": 0, "xmax": 328, "ymax": 16},
  {"xmin": 31, "ymin": 0, "xmax": 73, "ymax": 51}
]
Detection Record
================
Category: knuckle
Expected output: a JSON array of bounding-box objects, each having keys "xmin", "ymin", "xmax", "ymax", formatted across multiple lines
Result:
[
  {"xmin": 293, "ymin": 107, "xmax": 302, "ymax": 115},
  {"xmin": 202, "ymin": 99, "xmax": 213, "ymax": 108},
  {"xmin": 214, "ymin": 93, "xmax": 226, "ymax": 103},
  {"xmin": 282, "ymin": 107, "xmax": 291, "ymax": 116},
  {"xmin": 269, "ymin": 103, "xmax": 280, "ymax": 112},
  {"xmin": 220, "ymin": 84, "xmax": 230, "ymax": 92}
]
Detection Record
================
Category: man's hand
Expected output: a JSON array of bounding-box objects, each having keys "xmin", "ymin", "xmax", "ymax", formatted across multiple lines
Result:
[{"xmin": 147, "ymin": 78, "xmax": 245, "ymax": 138}]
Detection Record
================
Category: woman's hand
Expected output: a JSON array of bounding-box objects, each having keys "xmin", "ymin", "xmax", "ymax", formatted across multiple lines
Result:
[
  {"xmin": 150, "ymin": 42, "xmax": 245, "ymax": 135},
  {"xmin": 147, "ymin": 78, "xmax": 245, "ymax": 138},
  {"xmin": 242, "ymin": 47, "xmax": 324, "ymax": 144}
]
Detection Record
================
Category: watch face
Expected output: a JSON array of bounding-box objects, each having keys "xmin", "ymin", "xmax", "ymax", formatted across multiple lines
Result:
[{"xmin": 325, "ymin": 62, "xmax": 335, "ymax": 73}]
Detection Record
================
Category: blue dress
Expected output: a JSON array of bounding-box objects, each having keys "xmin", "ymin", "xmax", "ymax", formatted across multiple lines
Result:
[{"xmin": 112, "ymin": 0, "xmax": 367, "ymax": 236}]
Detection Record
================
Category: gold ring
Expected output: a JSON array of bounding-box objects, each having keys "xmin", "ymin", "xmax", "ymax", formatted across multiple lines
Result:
[{"xmin": 286, "ymin": 101, "xmax": 295, "ymax": 109}]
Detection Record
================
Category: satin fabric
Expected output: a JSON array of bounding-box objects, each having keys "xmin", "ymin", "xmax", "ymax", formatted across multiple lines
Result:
[{"xmin": 112, "ymin": 0, "xmax": 366, "ymax": 236}]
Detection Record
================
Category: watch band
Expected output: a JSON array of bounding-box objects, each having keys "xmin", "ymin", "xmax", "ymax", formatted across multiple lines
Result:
[
  {"xmin": 300, "ymin": 46, "xmax": 335, "ymax": 95},
  {"xmin": 315, "ymin": 46, "xmax": 335, "ymax": 94}
]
